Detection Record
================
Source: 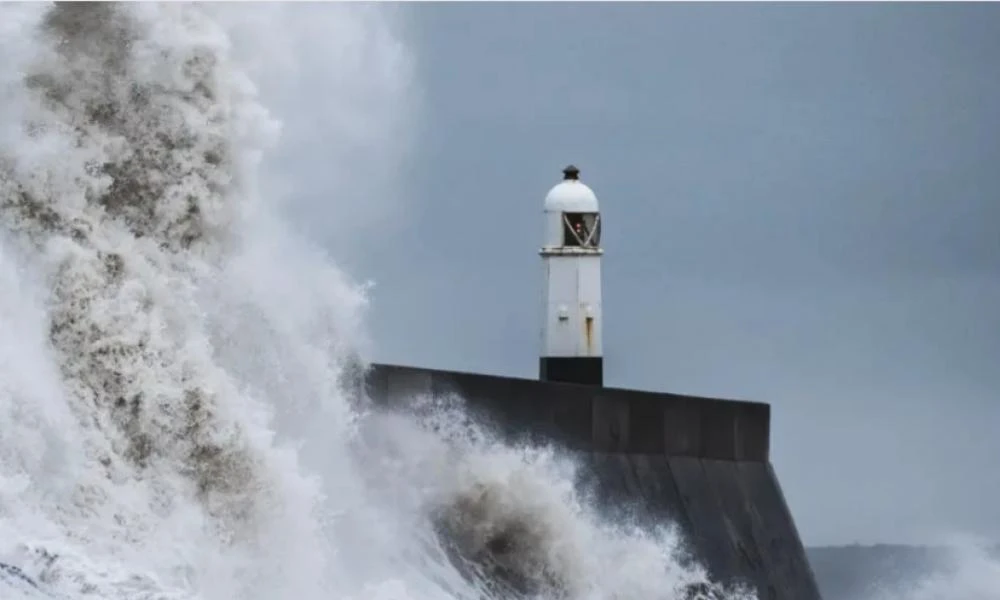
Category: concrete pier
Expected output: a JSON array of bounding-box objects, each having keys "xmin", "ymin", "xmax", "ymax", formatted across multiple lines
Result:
[{"xmin": 366, "ymin": 362, "xmax": 822, "ymax": 600}]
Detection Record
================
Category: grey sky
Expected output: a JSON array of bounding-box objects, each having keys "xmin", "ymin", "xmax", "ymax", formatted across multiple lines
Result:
[{"xmin": 264, "ymin": 3, "xmax": 1000, "ymax": 546}]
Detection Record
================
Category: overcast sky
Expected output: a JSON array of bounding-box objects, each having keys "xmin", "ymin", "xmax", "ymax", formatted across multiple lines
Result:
[{"xmin": 261, "ymin": 3, "xmax": 1000, "ymax": 547}]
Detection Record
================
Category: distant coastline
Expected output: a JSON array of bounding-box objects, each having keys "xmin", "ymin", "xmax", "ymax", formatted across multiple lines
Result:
[{"xmin": 807, "ymin": 544, "xmax": 999, "ymax": 600}]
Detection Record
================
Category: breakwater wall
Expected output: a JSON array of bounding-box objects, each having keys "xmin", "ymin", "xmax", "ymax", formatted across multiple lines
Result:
[{"xmin": 365, "ymin": 363, "xmax": 822, "ymax": 600}]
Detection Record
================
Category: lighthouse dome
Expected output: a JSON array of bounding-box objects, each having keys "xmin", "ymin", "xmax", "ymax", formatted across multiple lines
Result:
[{"xmin": 544, "ymin": 165, "xmax": 599, "ymax": 213}]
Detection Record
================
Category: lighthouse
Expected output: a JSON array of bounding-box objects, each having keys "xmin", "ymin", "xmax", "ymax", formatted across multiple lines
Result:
[
  {"xmin": 539, "ymin": 165, "xmax": 603, "ymax": 386},
  {"xmin": 365, "ymin": 166, "xmax": 819, "ymax": 600}
]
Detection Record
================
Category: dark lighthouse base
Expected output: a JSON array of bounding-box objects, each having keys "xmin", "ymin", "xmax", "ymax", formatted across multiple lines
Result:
[{"xmin": 539, "ymin": 356, "xmax": 603, "ymax": 387}]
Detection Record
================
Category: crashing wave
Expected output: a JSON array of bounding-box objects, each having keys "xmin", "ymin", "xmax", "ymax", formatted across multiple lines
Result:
[{"xmin": 2, "ymin": 4, "xmax": 771, "ymax": 600}]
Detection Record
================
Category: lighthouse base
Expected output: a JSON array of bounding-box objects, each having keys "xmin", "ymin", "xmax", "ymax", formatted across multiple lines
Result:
[{"xmin": 539, "ymin": 356, "xmax": 603, "ymax": 387}]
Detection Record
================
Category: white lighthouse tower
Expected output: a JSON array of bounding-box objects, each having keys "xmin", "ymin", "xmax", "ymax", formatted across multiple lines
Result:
[{"xmin": 540, "ymin": 165, "xmax": 603, "ymax": 386}]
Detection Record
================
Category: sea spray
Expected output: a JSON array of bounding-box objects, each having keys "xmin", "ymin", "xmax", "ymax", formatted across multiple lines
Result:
[
  {"xmin": 864, "ymin": 539, "xmax": 1000, "ymax": 600},
  {"xmin": 0, "ymin": 3, "xmax": 331, "ymax": 598}
]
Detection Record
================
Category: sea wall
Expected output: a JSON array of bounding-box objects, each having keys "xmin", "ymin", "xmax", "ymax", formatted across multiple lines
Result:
[{"xmin": 364, "ymin": 363, "xmax": 822, "ymax": 600}]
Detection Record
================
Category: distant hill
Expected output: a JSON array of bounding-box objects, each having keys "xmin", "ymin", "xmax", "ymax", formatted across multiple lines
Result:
[{"xmin": 806, "ymin": 544, "xmax": 1000, "ymax": 600}]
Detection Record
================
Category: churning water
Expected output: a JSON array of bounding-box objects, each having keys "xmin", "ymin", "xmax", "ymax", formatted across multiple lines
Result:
[
  {"xmin": 1, "ymin": 4, "xmax": 995, "ymax": 600},
  {"xmin": 0, "ymin": 3, "xmax": 740, "ymax": 599}
]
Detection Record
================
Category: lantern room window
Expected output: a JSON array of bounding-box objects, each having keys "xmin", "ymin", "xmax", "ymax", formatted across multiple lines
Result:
[{"xmin": 563, "ymin": 212, "xmax": 601, "ymax": 248}]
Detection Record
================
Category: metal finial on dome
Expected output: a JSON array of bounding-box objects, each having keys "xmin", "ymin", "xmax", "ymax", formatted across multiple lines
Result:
[{"xmin": 562, "ymin": 165, "xmax": 580, "ymax": 181}]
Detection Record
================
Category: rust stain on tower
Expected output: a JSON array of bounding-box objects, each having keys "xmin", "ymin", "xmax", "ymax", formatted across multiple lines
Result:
[{"xmin": 584, "ymin": 314, "xmax": 594, "ymax": 354}]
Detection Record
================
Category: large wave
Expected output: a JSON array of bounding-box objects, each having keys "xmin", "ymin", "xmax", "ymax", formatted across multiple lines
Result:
[{"xmin": 0, "ymin": 3, "xmax": 899, "ymax": 600}]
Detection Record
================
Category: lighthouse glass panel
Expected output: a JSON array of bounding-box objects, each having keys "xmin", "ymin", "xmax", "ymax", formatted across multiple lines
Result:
[{"xmin": 563, "ymin": 212, "xmax": 601, "ymax": 248}]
